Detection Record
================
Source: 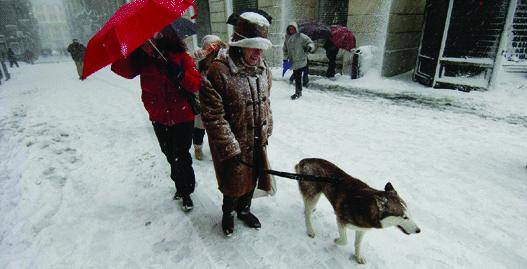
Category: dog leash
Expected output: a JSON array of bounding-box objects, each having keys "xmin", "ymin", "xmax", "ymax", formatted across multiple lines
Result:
[{"xmin": 239, "ymin": 159, "xmax": 341, "ymax": 183}]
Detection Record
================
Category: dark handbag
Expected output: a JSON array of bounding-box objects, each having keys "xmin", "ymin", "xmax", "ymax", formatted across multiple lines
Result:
[{"xmin": 164, "ymin": 61, "xmax": 201, "ymax": 115}]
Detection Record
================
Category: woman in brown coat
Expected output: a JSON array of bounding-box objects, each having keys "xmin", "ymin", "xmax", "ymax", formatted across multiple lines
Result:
[{"xmin": 200, "ymin": 12, "xmax": 274, "ymax": 236}]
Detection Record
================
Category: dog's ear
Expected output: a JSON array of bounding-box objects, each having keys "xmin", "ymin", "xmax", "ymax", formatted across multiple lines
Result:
[{"xmin": 385, "ymin": 182, "xmax": 397, "ymax": 193}]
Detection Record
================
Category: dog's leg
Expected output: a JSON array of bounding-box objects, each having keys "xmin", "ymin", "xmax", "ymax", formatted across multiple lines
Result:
[
  {"xmin": 334, "ymin": 219, "xmax": 347, "ymax": 245},
  {"xmin": 353, "ymin": 231, "xmax": 366, "ymax": 264},
  {"xmin": 303, "ymin": 193, "xmax": 320, "ymax": 238}
]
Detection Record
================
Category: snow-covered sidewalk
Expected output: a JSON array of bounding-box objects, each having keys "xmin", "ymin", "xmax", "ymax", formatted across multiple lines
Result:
[
  {"xmin": 278, "ymin": 69, "xmax": 527, "ymax": 128},
  {"xmin": 1, "ymin": 61, "xmax": 526, "ymax": 268}
]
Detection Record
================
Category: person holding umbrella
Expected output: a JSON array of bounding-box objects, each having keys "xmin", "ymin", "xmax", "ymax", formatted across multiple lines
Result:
[
  {"xmin": 111, "ymin": 24, "xmax": 201, "ymax": 212},
  {"xmin": 201, "ymin": 12, "xmax": 275, "ymax": 237},
  {"xmin": 324, "ymin": 38, "xmax": 339, "ymax": 79},
  {"xmin": 283, "ymin": 22, "xmax": 315, "ymax": 100}
]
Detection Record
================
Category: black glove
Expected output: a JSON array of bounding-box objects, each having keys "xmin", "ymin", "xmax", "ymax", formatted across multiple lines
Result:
[{"xmin": 167, "ymin": 63, "xmax": 183, "ymax": 78}]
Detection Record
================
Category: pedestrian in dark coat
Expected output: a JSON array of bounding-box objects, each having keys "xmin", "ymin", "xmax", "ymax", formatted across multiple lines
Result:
[
  {"xmin": 67, "ymin": 39, "xmax": 86, "ymax": 79},
  {"xmin": 111, "ymin": 25, "xmax": 201, "ymax": 212},
  {"xmin": 324, "ymin": 38, "xmax": 339, "ymax": 78},
  {"xmin": 200, "ymin": 12, "xmax": 275, "ymax": 237},
  {"xmin": 283, "ymin": 22, "xmax": 315, "ymax": 99},
  {"xmin": 7, "ymin": 48, "xmax": 19, "ymax": 68}
]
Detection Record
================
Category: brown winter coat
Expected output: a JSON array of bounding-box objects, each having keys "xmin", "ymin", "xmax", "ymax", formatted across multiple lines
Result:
[{"xmin": 200, "ymin": 53, "xmax": 273, "ymax": 197}]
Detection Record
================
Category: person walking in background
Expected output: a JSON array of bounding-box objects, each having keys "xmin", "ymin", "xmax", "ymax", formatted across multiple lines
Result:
[
  {"xmin": 283, "ymin": 22, "xmax": 315, "ymax": 100},
  {"xmin": 67, "ymin": 39, "xmax": 86, "ymax": 79},
  {"xmin": 23, "ymin": 49, "xmax": 35, "ymax": 64},
  {"xmin": 192, "ymin": 35, "xmax": 227, "ymax": 161},
  {"xmin": 201, "ymin": 12, "xmax": 275, "ymax": 237},
  {"xmin": 7, "ymin": 48, "xmax": 19, "ymax": 68},
  {"xmin": 324, "ymin": 38, "xmax": 339, "ymax": 79},
  {"xmin": 111, "ymin": 25, "xmax": 201, "ymax": 212}
]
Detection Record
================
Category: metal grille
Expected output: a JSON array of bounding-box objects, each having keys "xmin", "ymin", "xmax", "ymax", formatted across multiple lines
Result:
[
  {"xmin": 443, "ymin": 0, "xmax": 509, "ymax": 59},
  {"xmin": 232, "ymin": 0, "xmax": 257, "ymax": 14},
  {"xmin": 507, "ymin": 0, "xmax": 527, "ymax": 61}
]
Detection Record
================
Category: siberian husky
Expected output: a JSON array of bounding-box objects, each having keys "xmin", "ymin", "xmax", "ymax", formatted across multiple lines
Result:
[{"xmin": 295, "ymin": 158, "xmax": 421, "ymax": 264}]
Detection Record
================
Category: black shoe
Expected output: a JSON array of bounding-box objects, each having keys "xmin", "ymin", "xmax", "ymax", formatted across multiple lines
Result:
[
  {"xmin": 237, "ymin": 211, "xmax": 261, "ymax": 229},
  {"xmin": 222, "ymin": 212, "xmax": 235, "ymax": 237},
  {"xmin": 291, "ymin": 93, "xmax": 301, "ymax": 100},
  {"xmin": 181, "ymin": 195, "xmax": 193, "ymax": 212},
  {"xmin": 173, "ymin": 192, "xmax": 182, "ymax": 200}
]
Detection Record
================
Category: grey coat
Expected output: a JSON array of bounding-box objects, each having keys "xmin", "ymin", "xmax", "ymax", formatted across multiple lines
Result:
[{"xmin": 283, "ymin": 22, "xmax": 315, "ymax": 70}]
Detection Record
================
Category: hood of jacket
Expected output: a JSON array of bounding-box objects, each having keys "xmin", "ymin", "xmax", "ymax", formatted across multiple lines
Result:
[{"xmin": 286, "ymin": 22, "xmax": 299, "ymax": 35}]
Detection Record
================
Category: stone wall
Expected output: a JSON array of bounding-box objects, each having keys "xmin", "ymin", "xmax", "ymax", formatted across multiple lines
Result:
[
  {"xmin": 259, "ymin": 0, "xmax": 317, "ymax": 67},
  {"xmin": 347, "ymin": 0, "xmax": 391, "ymax": 48},
  {"xmin": 382, "ymin": 0, "xmax": 426, "ymax": 76},
  {"xmin": 208, "ymin": 0, "xmax": 229, "ymax": 42}
]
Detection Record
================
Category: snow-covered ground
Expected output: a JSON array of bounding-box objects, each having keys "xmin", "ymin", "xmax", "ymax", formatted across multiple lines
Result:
[{"xmin": 1, "ymin": 59, "xmax": 526, "ymax": 268}]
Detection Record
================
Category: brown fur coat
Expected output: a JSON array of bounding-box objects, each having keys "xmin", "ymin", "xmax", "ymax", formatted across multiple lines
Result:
[{"xmin": 200, "ymin": 53, "xmax": 273, "ymax": 197}]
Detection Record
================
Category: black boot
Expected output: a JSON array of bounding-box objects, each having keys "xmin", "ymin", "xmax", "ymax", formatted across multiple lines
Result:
[
  {"xmin": 291, "ymin": 83, "xmax": 302, "ymax": 100},
  {"xmin": 222, "ymin": 196, "xmax": 236, "ymax": 237},
  {"xmin": 237, "ymin": 191, "xmax": 261, "ymax": 229},
  {"xmin": 291, "ymin": 91, "xmax": 302, "ymax": 100},
  {"xmin": 181, "ymin": 195, "xmax": 193, "ymax": 212}
]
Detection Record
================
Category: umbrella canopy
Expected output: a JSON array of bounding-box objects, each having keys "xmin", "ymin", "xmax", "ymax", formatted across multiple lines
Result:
[
  {"xmin": 81, "ymin": 0, "xmax": 195, "ymax": 80},
  {"xmin": 170, "ymin": 18, "xmax": 198, "ymax": 39},
  {"xmin": 226, "ymin": 8, "xmax": 273, "ymax": 25},
  {"xmin": 298, "ymin": 22, "xmax": 331, "ymax": 40},
  {"xmin": 330, "ymin": 25, "xmax": 356, "ymax": 51}
]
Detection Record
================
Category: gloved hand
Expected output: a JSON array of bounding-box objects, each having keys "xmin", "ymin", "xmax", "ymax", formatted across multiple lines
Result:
[{"xmin": 167, "ymin": 63, "xmax": 183, "ymax": 78}]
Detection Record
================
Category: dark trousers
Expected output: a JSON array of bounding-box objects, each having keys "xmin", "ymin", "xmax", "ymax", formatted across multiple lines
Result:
[
  {"xmin": 289, "ymin": 64, "xmax": 309, "ymax": 86},
  {"xmin": 293, "ymin": 65, "xmax": 309, "ymax": 93},
  {"xmin": 193, "ymin": 128, "xmax": 205, "ymax": 145},
  {"xmin": 222, "ymin": 188, "xmax": 255, "ymax": 214},
  {"xmin": 152, "ymin": 121, "xmax": 195, "ymax": 195},
  {"xmin": 326, "ymin": 52, "xmax": 338, "ymax": 78},
  {"xmin": 9, "ymin": 60, "xmax": 19, "ymax": 68}
]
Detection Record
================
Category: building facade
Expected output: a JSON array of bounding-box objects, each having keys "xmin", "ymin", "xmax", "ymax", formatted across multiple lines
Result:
[
  {"xmin": 0, "ymin": 0, "xmax": 40, "ymax": 55},
  {"xmin": 31, "ymin": 0, "xmax": 71, "ymax": 53},
  {"xmin": 198, "ymin": 0, "xmax": 425, "ymax": 76},
  {"xmin": 63, "ymin": 0, "xmax": 126, "ymax": 43}
]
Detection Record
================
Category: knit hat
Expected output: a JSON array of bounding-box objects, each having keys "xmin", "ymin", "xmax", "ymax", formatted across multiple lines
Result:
[
  {"xmin": 201, "ymin": 35, "xmax": 222, "ymax": 50},
  {"xmin": 229, "ymin": 12, "xmax": 273, "ymax": 50}
]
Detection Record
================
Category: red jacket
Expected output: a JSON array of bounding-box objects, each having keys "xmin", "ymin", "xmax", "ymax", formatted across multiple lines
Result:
[{"xmin": 111, "ymin": 50, "xmax": 201, "ymax": 125}]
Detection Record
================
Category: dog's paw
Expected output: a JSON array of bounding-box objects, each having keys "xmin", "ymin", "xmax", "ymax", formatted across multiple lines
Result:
[
  {"xmin": 334, "ymin": 238, "xmax": 347, "ymax": 245},
  {"xmin": 353, "ymin": 255, "xmax": 366, "ymax": 264},
  {"xmin": 307, "ymin": 230, "xmax": 316, "ymax": 238}
]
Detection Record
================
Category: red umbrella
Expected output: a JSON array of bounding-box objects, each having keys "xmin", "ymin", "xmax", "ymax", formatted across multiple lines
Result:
[
  {"xmin": 81, "ymin": 0, "xmax": 195, "ymax": 80},
  {"xmin": 330, "ymin": 25, "xmax": 356, "ymax": 52}
]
